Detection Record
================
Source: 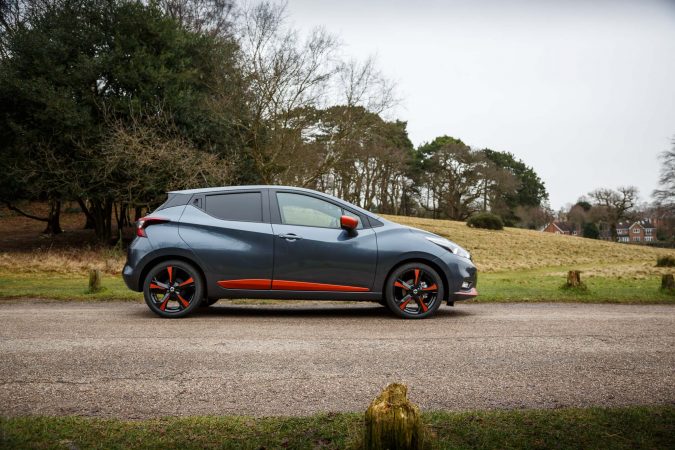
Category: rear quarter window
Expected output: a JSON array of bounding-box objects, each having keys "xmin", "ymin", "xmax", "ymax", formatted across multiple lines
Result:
[{"xmin": 205, "ymin": 192, "xmax": 263, "ymax": 222}]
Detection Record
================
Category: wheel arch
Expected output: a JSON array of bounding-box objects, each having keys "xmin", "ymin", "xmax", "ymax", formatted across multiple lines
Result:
[
  {"xmin": 137, "ymin": 254, "xmax": 208, "ymax": 297},
  {"xmin": 381, "ymin": 257, "xmax": 449, "ymax": 301}
]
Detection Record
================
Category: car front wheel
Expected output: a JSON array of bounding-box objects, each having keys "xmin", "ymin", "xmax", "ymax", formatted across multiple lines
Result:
[
  {"xmin": 143, "ymin": 260, "xmax": 204, "ymax": 318},
  {"xmin": 384, "ymin": 262, "xmax": 444, "ymax": 319}
]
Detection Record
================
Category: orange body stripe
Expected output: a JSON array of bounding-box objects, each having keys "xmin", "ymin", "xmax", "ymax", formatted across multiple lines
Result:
[
  {"xmin": 217, "ymin": 279, "xmax": 272, "ymax": 290},
  {"xmin": 272, "ymin": 280, "xmax": 369, "ymax": 291},
  {"xmin": 217, "ymin": 279, "xmax": 368, "ymax": 292}
]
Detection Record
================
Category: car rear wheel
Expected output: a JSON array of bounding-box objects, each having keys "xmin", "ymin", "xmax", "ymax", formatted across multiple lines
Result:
[
  {"xmin": 385, "ymin": 262, "xmax": 444, "ymax": 319},
  {"xmin": 143, "ymin": 260, "xmax": 204, "ymax": 318}
]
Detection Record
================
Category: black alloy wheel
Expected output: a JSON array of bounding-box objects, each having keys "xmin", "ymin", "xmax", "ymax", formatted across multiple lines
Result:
[
  {"xmin": 385, "ymin": 262, "xmax": 444, "ymax": 319},
  {"xmin": 143, "ymin": 260, "xmax": 204, "ymax": 318}
]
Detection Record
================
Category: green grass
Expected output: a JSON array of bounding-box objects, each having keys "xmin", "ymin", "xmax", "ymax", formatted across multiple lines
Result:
[
  {"xmin": 1, "ymin": 406, "xmax": 673, "ymax": 449},
  {"xmin": 0, "ymin": 273, "xmax": 141, "ymax": 301},
  {"xmin": 1, "ymin": 269, "xmax": 673, "ymax": 304},
  {"xmin": 477, "ymin": 270, "xmax": 675, "ymax": 303}
]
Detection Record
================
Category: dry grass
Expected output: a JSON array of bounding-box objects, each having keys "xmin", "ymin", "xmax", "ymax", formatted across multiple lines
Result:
[
  {"xmin": 0, "ymin": 205, "xmax": 673, "ymax": 277},
  {"xmin": 0, "ymin": 248, "xmax": 125, "ymax": 276},
  {"xmin": 0, "ymin": 204, "xmax": 126, "ymax": 276},
  {"xmin": 383, "ymin": 215, "xmax": 675, "ymax": 274}
]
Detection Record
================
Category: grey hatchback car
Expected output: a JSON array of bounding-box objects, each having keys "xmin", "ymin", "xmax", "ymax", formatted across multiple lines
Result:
[{"xmin": 123, "ymin": 186, "xmax": 477, "ymax": 319}]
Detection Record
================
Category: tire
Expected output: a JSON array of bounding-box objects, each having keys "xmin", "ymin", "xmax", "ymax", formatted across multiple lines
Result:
[
  {"xmin": 384, "ymin": 262, "xmax": 444, "ymax": 319},
  {"xmin": 143, "ymin": 260, "xmax": 204, "ymax": 318}
]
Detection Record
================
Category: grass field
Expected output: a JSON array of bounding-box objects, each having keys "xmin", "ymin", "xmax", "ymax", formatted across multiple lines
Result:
[
  {"xmin": 1, "ymin": 406, "xmax": 673, "ymax": 449},
  {"xmin": 0, "ymin": 205, "xmax": 673, "ymax": 303},
  {"xmin": 1, "ymin": 269, "xmax": 673, "ymax": 304}
]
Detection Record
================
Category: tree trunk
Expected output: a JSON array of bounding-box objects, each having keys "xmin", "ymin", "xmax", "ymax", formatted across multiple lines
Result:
[
  {"xmin": 566, "ymin": 270, "xmax": 582, "ymax": 287},
  {"xmin": 364, "ymin": 383, "xmax": 423, "ymax": 450},
  {"xmin": 87, "ymin": 198, "xmax": 114, "ymax": 243},
  {"xmin": 42, "ymin": 199, "xmax": 62, "ymax": 235},
  {"xmin": 661, "ymin": 274, "xmax": 674, "ymax": 291},
  {"xmin": 115, "ymin": 202, "xmax": 130, "ymax": 231},
  {"xmin": 77, "ymin": 198, "xmax": 96, "ymax": 230}
]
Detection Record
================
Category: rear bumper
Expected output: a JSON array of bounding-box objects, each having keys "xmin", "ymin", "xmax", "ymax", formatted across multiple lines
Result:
[{"xmin": 122, "ymin": 264, "xmax": 140, "ymax": 292}]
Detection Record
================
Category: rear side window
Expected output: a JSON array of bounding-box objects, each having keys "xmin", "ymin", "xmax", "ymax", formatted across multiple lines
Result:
[
  {"xmin": 155, "ymin": 193, "xmax": 190, "ymax": 212},
  {"xmin": 205, "ymin": 192, "xmax": 263, "ymax": 222}
]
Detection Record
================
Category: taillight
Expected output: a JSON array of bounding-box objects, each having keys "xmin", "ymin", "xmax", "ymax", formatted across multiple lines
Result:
[{"xmin": 136, "ymin": 217, "xmax": 169, "ymax": 237}]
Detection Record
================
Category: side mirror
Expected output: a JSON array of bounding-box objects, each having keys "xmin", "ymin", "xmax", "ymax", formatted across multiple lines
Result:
[{"xmin": 340, "ymin": 215, "xmax": 358, "ymax": 234}]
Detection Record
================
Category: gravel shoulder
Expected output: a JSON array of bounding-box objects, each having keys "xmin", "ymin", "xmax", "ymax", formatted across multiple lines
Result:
[{"xmin": 1, "ymin": 300, "xmax": 674, "ymax": 418}]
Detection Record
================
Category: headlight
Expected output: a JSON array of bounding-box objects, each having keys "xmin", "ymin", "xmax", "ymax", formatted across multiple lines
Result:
[{"xmin": 426, "ymin": 236, "xmax": 471, "ymax": 260}]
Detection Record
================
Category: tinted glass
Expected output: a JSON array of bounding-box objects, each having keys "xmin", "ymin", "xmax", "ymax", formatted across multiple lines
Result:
[
  {"xmin": 155, "ymin": 193, "xmax": 190, "ymax": 212},
  {"xmin": 343, "ymin": 210, "xmax": 363, "ymax": 228},
  {"xmin": 205, "ymin": 192, "xmax": 263, "ymax": 222},
  {"xmin": 277, "ymin": 193, "xmax": 343, "ymax": 228}
]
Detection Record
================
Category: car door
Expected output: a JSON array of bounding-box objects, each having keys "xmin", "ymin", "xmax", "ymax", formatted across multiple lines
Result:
[
  {"xmin": 270, "ymin": 189, "xmax": 377, "ymax": 291},
  {"xmin": 178, "ymin": 189, "xmax": 274, "ymax": 288}
]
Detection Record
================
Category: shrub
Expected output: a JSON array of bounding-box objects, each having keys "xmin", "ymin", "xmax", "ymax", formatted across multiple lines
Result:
[
  {"xmin": 583, "ymin": 222, "xmax": 600, "ymax": 239},
  {"xmin": 466, "ymin": 212, "xmax": 504, "ymax": 230},
  {"xmin": 656, "ymin": 255, "xmax": 675, "ymax": 267}
]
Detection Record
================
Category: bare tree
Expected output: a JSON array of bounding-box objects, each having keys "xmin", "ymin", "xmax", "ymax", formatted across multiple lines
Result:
[
  {"xmin": 237, "ymin": 1, "xmax": 339, "ymax": 182},
  {"xmin": 589, "ymin": 186, "xmax": 639, "ymax": 240},
  {"xmin": 337, "ymin": 56, "xmax": 397, "ymax": 114},
  {"xmin": 653, "ymin": 138, "xmax": 675, "ymax": 207}
]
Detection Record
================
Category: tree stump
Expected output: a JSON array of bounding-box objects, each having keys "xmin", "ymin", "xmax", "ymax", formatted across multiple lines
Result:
[
  {"xmin": 661, "ymin": 274, "xmax": 675, "ymax": 292},
  {"xmin": 88, "ymin": 269, "xmax": 102, "ymax": 293},
  {"xmin": 364, "ymin": 383, "xmax": 423, "ymax": 450},
  {"xmin": 566, "ymin": 270, "xmax": 582, "ymax": 288}
]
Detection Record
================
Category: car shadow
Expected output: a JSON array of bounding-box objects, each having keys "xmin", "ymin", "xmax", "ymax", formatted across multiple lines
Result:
[{"xmin": 133, "ymin": 302, "xmax": 475, "ymax": 320}]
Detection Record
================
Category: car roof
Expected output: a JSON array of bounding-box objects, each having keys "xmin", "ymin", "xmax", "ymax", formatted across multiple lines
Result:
[
  {"xmin": 170, "ymin": 185, "xmax": 307, "ymax": 195},
  {"xmin": 168, "ymin": 185, "xmax": 382, "ymax": 220}
]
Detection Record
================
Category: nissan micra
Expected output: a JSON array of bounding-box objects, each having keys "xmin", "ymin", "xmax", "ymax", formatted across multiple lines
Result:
[{"xmin": 123, "ymin": 186, "xmax": 477, "ymax": 319}]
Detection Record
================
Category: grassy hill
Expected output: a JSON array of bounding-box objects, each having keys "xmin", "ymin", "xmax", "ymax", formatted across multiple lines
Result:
[
  {"xmin": 384, "ymin": 215, "xmax": 672, "ymax": 276},
  {"xmin": 0, "ymin": 206, "xmax": 673, "ymax": 303}
]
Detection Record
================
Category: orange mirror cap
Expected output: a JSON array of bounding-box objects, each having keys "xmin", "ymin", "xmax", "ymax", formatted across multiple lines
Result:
[{"xmin": 340, "ymin": 215, "xmax": 358, "ymax": 230}]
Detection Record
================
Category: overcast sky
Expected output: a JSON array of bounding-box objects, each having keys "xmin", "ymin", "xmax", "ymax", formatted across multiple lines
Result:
[{"xmin": 285, "ymin": 0, "xmax": 675, "ymax": 209}]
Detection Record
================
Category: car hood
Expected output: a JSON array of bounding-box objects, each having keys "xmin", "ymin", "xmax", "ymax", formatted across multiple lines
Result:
[{"xmin": 403, "ymin": 225, "xmax": 443, "ymax": 239}]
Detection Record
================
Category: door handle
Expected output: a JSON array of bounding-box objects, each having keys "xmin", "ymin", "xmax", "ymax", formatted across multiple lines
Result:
[{"xmin": 278, "ymin": 233, "xmax": 302, "ymax": 241}]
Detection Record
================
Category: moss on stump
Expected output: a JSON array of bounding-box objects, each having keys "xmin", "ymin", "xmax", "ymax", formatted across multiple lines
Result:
[
  {"xmin": 88, "ymin": 269, "xmax": 102, "ymax": 293},
  {"xmin": 364, "ymin": 383, "xmax": 423, "ymax": 450}
]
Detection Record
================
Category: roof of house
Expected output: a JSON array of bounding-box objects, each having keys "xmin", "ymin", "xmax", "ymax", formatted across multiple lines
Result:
[
  {"xmin": 547, "ymin": 221, "xmax": 577, "ymax": 233},
  {"xmin": 627, "ymin": 219, "xmax": 655, "ymax": 230}
]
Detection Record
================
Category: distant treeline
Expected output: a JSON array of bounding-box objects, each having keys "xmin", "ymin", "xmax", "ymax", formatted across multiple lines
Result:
[{"xmin": 0, "ymin": 0, "xmax": 548, "ymax": 241}]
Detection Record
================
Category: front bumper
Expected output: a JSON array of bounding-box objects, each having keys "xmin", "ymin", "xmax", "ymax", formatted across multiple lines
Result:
[
  {"xmin": 450, "ymin": 286, "xmax": 478, "ymax": 302},
  {"xmin": 432, "ymin": 254, "xmax": 478, "ymax": 303}
]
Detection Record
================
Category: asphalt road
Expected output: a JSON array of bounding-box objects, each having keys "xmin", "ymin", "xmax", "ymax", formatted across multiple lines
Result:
[{"xmin": 1, "ymin": 300, "xmax": 674, "ymax": 418}]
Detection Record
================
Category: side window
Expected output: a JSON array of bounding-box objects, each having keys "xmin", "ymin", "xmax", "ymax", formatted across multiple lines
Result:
[
  {"xmin": 343, "ymin": 210, "xmax": 363, "ymax": 228},
  {"xmin": 205, "ymin": 192, "xmax": 263, "ymax": 222},
  {"xmin": 277, "ymin": 193, "xmax": 343, "ymax": 228}
]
